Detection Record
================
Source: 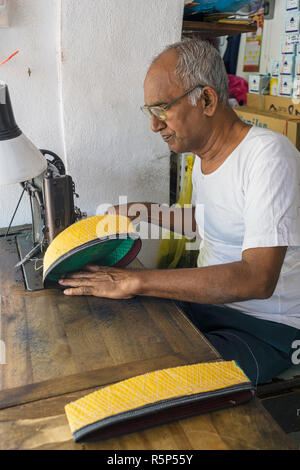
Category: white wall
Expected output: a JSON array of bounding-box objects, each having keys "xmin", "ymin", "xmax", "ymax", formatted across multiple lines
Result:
[
  {"xmin": 60, "ymin": 0, "xmax": 183, "ymax": 215},
  {"xmin": 236, "ymin": 0, "xmax": 286, "ymax": 80},
  {"xmin": 0, "ymin": 0, "xmax": 185, "ymax": 267},
  {"xmin": 0, "ymin": 0, "xmax": 64, "ymax": 228}
]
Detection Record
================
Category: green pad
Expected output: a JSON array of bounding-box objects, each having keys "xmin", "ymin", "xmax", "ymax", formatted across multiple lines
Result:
[{"xmin": 45, "ymin": 237, "xmax": 135, "ymax": 282}]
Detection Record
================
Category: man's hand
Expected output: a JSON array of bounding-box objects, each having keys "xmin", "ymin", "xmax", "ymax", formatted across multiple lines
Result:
[{"xmin": 59, "ymin": 264, "xmax": 140, "ymax": 299}]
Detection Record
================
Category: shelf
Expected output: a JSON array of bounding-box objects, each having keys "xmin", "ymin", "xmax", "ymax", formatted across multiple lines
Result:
[{"xmin": 182, "ymin": 20, "xmax": 257, "ymax": 37}]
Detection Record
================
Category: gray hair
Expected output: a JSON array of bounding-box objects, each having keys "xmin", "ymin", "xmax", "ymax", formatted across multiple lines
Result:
[{"xmin": 152, "ymin": 39, "xmax": 229, "ymax": 106}]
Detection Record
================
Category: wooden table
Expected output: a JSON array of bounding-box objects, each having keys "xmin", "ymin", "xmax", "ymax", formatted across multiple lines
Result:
[{"xmin": 0, "ymin": 234, "xmax": 295, "ymax": 450}]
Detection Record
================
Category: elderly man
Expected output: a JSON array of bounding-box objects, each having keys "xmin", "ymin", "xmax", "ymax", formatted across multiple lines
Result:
[{"xmin": 59, "ymin": 39, "xmax": 300, "ymax": 384}]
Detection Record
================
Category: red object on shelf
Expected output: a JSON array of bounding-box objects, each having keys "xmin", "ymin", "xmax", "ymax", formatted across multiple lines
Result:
[{"xmin": 228, "ymin": 74, "xmax": 248, "ymax": 105}]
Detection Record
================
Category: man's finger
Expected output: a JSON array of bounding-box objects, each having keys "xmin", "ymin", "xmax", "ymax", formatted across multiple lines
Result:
[
  {"xmin": 59, "ymin": 271, "xmax": 97, "ymax": 280},
  {"xmin": 63, "ymin": 286, "xmax": 94, "ymax": 296},
  {"xmin": 59, "ymin": 278, "xmax": 95, "ymax": 287}
]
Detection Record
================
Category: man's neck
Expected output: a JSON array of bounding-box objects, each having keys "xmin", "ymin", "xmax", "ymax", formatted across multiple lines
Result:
[{"xmin": 193, "ymin": 108, "xmax": 251, "ymax": 174}]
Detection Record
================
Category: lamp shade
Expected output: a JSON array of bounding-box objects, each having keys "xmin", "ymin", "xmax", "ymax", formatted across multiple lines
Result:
[{"xmin": 0, "ymin": 81, "xmax": 47, "ymax": 185}]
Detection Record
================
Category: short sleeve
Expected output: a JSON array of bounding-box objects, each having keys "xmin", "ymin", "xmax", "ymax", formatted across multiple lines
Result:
[
  {"xmin": 191, "ymin": 156, "xmax": 200, "ymax": 206},
  {"xmin": 242, "ymin": 136, "xmax": 300, "ymax": 251}
]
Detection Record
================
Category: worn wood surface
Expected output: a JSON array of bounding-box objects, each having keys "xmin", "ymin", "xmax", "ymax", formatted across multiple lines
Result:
[
  {"xmin": 0, "ymin": 237, "xmax": 217, "ymax": 399},
  {"xmin": 0, "ymin": 387, "xmax": 294, "ymax": 450},
  {"xmin": 0, "ymin": 235, "xmax": 296, "ymax": 450}
]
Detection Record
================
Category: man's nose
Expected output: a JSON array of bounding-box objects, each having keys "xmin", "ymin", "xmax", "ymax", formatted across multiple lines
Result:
[{"xmin": 151, "ymin": 115, "xmax": 167, "ymax": 133}]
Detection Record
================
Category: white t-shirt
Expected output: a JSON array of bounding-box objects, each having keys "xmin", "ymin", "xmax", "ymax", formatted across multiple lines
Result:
[{"xmin": 192, "ymin": 126, "xmax": 300, "ymax": 329}]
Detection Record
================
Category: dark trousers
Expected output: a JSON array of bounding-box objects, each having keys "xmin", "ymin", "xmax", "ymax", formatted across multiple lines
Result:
[{"xmin": 179, "ymin": 302, "xmax": 300, "ymax": 385}]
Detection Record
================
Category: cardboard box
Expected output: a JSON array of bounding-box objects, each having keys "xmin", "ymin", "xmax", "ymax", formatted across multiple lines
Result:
[
  {"xmin": 247, "ymin": 93, "xmax": 264, "ymax": 109},
  {"xmin": 247, "ymin": 93, "xmax": 300, "ymax": 118},
  {"xmin": 234, "ymin": 106, "xmax": 300, "ymax": 150}
]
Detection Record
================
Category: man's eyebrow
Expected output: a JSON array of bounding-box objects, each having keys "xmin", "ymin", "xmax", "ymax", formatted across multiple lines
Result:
[
  {"xmin": 146, "ymin": 101, "xmax": 166, "ymax": 107},
  {"xmin": 146, "ymin": 102, "xmax": 164, "ymax": 108}
]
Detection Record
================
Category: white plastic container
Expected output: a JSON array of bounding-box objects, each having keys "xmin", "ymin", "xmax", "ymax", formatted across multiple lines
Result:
[
  {"xmin": 286, "ymin": 0, "xmax": 300, "ymax": 11},
  {"xmin": 280, "ymin": 54, "xmax": 295, "ymax": 75},
  {"xmin": 270, "ymin": 77, "xmax": 279, "ymax": 96},
  {"xmin": 249, "ymin": 74, "xmax": 270, "ymax": 94},
  {"xmin": 293, "ymin": 76, "xmax": 300, "ymax": 97},
  {"xmin": 271, "ymin": 59, "xmax": 280, "ymax": 76},
  {"xmin": 295, "ymin": 55, "xmax": 300, "ymax": 74},
  {"xmin": 279, "ymin": 76, "xmax": 294, "ymax": 96},
  {"xmin": 286, "ymin": 11, "xmax": 300, "ymax": 33},
  {"xmin": 281, "ymin": 34, "xmax": 297, "ymax": 54}
]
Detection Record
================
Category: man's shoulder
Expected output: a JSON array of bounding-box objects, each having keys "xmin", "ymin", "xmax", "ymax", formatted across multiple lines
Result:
[
  {"xmin": 240, "ymin": 126, "xmax": 300, "ymax": 166},
  {"xmin": 246, "ymin": 126, "xmax": 297, "ymax": 150}
]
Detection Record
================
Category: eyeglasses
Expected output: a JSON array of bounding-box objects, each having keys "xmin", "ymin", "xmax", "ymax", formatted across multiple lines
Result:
[{"xmin": 141, "ymin": 84, "xmax": 205, "ymax": 121}]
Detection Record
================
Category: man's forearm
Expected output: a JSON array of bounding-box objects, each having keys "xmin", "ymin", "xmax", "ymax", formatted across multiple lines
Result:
[
  {"xmin": 59, "ymin": 247, "xmax": 284, "ymax": 301},
  {"xmin": 131, "ymin": 261, "xmax": 271, "ymax": 304}
]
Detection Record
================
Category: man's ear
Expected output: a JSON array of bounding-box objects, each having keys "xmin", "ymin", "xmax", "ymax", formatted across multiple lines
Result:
[{"xmin": 201, "ymin": 87, "xmax": 218, "ymax": 117}]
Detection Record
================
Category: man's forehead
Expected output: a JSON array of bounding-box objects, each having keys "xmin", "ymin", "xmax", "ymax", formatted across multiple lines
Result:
[
  {"xmin": 144, "ymin": 50, "xmax": 183, "ymax": 103},
  {"xmin": 146, "ymin": 50, "xmax": 179, "ymax": 84}
]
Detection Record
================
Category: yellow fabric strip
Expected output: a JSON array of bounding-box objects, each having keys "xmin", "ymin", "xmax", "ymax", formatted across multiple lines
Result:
[{"xmin": 65, "ymin": 361, "xmax": 250, "ymax": 434}]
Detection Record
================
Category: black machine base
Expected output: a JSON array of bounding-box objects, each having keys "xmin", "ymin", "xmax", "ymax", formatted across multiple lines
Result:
[{"xmin": 16, "ymin": 234, "xmax": 44, "ymax": 291}]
